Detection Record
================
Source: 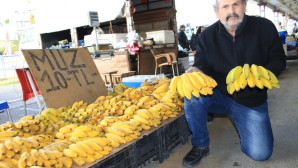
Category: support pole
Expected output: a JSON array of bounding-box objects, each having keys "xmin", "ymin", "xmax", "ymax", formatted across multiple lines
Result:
[{"xmin": 25, "ymin": 69, "xmax": 42, "ymax": 109}]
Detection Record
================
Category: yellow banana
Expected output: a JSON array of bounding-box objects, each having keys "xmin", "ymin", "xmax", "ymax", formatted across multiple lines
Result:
[
  {"xmin": 93, "ymin": 151, "xmax": 103, "ymax": 159},
  {"xmin": 253, "ymin": 75, "xmax": 264, "ymax": 89},
  {"xmin": 239, "ymin": 73, "xmax": 247, "ymax": 89},
  {"xmin": 73, "ymin": 156, "xmax": 86, "ymax": 166},
  {"xmin": 261, "ymin": 77, "xmax": 273, "ymax": 89},
  {"xmin": 272, "ymin": 83, "xmax": 280, "ymax": 89},
  {"xmin": 105, "ymin": 133, "xmax": 127, "ymax": 144},
  {"xmin": 71, "ymin": 129, "xmax": 88, "ymax": 138},
  {"xmin": 109, "ymin": 139, "xmax": 120, "ymax": 148},
  {"xmin": 76, "ymin": 141, "xmax": 95, "ymax": 155},
  {"xmin": 69, "ymin": 144, "xmax": 88, "ymax": 157},
  {"xmin": 226, "ymin": 67, "xmax": 233, "ymax": 84},
  {"xmin": 63, "ymin": 149, "xmax": 78, "ymax": 158},
  {"xmin": 233, "ymin": 78, "xmax": 241, "ymax": 92},
  {"xmin": 227, "ymin": 83, "xmax": 235, "ymax": 95},
  {"xmin": 258, "ymin": 66, "xmax": 270, "ymax": 80},
  {"xmin": 62, "ymin": 156, "xmax": 73, "ymax": 168},
  {"xmin": 192, "ymin": 90, "xmax": 200, "ymax": 98},
  {"xmin": 231, "ymin": 66, "xmax": 243, "ymax": 83},
  {"xmin": 133, "ymin": 115, "xmax": 149, "ymax": 125},
  {"xmin": 84, "ymin": 154, "xmax": 96, "ymax": 163},
  {"xmin": 247, "ymin": 72, "xmax": 256, "ymax": 88},
  {"xmin": 251, "ymin": 64, "xmax": 261, "ymax": 80},
  {"xmin": 243, "ymin": 64, "xmax": 251, "ymax": 79},
  {"xmin": 107, "ymin": 127, "xmax": 126, "ymax": 137},
  {"xmin": 268, "ymin": 70, "xmax": 278, "ymax": 84},
  {"xmin": 169, "ymin": 76, "xmax": 181, "ymax": 94},
  {"xmin": 84, "ymin": 140, "xmax": 103, "ymax": 151}
]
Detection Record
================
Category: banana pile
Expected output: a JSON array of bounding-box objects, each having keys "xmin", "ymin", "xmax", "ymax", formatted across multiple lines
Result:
[
  {"xmin": 0, "ymin": 77, "xmax": 185, "ymax": 168},
  {"xmin": 170, "ymin": 72, "xmax": 217, "ymax": 99},
  {"xmin": 226, "ymin": 64, "xmax": 280, "ymax": 94}
]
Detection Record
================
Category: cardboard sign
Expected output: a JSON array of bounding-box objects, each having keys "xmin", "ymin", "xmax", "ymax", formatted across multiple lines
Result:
[{"xmin": 22, "ymin": 48, "xmax": 108, "ymax": 108}]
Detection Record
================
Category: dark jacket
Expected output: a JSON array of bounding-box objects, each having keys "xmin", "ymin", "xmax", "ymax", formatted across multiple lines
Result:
[
  {"xmin": 193, "ymin": 15, "xmax": 286, "ymax": 107},
  {"xmin": 178, "ymin": 31, "xmax": 190, "ymax": 49},
  {"xmin": 190, "ymin": 34, "xmax": 199, "ymax": 51}
]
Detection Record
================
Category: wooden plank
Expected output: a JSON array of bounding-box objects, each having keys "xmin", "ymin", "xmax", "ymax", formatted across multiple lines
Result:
[
  {"xmin": 134, "ymin": 8, "xmax": 170, "ymax": 24},
  {"xmin": 93, "ymin": 51, "xmax": 131, "ymax": 79},
  {"xmin": 21, "ymin": 48, "xmax": 108, "ymax": 108}
]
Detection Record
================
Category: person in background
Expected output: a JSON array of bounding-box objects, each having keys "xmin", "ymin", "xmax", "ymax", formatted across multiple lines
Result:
[
  {"xmin": 190, "ymin": 26, "xmax": 204, "ymax": 51},
  {"xmin": 293, "ymin": 23, "xmax": 297, "ymax": 34},
  {"xmin": 182, "ymin": 0, "xmax": 286, "ymax": 167},
  {"xmin": 178, "ymin": 25, "xmax": 190, "ymax": 71}
]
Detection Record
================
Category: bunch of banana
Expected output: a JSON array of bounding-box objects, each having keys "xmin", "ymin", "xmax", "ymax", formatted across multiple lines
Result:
[
  {"xmin": 148, "ymin": 102, "xmax": 181, "ymax": 121},
  {"xmin": 0, "ymin": 131, "xmax": 18, "ymax": 139},
  {"xmin": 170, "ymin": 72, "xmax": 217, "ymax": 100},
  {"xmin": 126, "ymin": 89, "xmax": 143, "ymax": 102},
  {"xmin": 20, "ymin": 139, "xmax": 73, "ymax": 167},
  {"xmin": 160, "ymin": 90, "xmax": 184, "ymax": 110},
  {"xmin": 63, "ymin": 138, "xmax": 110, "ymax": 166},
  {"xmin": 226, "ymin": 64, "xmax": 280, "ymax": 94},
  {"xmin": 71, "ymin": 100, "xmax": 88, "ymax": 109},
  {"xmin": 113, "ymin": 83, "xmax": 129, "ymax": 95},
  {"xmin": 37, "ymin": 108, "xmax": 62, "ymax": 126},
  {"xmin": 0, "ymin": 158, "xmax": 18, "ymax": 168},
  {"xmin": 152, "ymin": 83, "xmax": 170, "ymax": 95},
  {"xmin": 44, "ymin": 121, "xmax": 68, "ymax": 137},
  {"xmin": 70, "ymin": 125, "xmax": 104, "ymax": 142},
  {"xmin": 136, "ymin": 95, "xmax": 155, "ymax": 107},
  {"xmin": 132, "ymin": 108, "xmax": 164, "ymax": 129},
  {"xmin": 105, "ymin": 121, "xmax": 140, "ymax": 145},
  {"xmin": 140, "ymin": 79, "xmax": 152, "ymax": 87},
  {"xmin": 56, "ymin": 124, "xmax": 78, "ymax": 140},
  {"xmin": 152, "ymin": 77, "xmax": 171, "ymax": 88}
]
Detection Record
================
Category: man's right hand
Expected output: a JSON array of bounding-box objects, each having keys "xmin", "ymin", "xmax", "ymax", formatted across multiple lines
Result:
[{"xmin": 185, "ymin": 67, "xmax": 203, "ymax": 73}]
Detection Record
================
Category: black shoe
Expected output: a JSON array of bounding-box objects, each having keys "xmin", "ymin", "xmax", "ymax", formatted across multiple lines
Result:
[{"xmin": 182, "ymin": 146, "xmax": 210, "ymax": 167}]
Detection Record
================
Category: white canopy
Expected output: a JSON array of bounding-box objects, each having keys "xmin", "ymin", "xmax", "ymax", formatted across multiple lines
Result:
[
  {"xmin": 34, "ymin": 0, "xmax": 126, "ymax": 34},
  {"xmin": 253, "ymin": 0, "xmax": 298, "ymax": 20}
]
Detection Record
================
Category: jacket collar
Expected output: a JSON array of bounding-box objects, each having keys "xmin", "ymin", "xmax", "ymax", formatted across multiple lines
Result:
[{"xmin": 218, "ymin": 14, "xmax": 248, "ymax": 36}]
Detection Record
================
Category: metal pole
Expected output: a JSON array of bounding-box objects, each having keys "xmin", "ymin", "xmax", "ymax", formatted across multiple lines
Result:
[
  {"xmin": 94, "ymin": 27, "xmax": 99, "ymax": 52},
  {"xmin": 25, "ymin": 69, "xmax": 42, "ymax": 109}
]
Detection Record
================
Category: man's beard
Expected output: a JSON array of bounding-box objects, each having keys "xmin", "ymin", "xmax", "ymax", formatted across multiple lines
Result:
[{"xmin": 220, "ymin": 13, "xmax": 243, "ymax": 31}]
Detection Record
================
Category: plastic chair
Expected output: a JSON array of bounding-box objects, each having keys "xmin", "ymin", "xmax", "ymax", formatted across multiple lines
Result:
[
  {"xmin": 15, "ymin": 68, "xmax": 43, "ymax": 115},
  {"xmin": 0, "ymin": 101, "xmax": 12, "ymax": 122},
  {"xmin": 150, "ymin": 48, "xmax": 179, "ymax": 76}
]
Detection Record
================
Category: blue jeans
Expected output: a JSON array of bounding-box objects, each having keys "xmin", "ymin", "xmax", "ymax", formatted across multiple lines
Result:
[{"xmin": 184, "ymin": 89, "xmax": 274, "ymax": 161}]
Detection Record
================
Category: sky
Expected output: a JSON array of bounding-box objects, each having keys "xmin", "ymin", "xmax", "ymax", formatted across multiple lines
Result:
[{"xmin": 0, "ymin": 0, "xmax": 295, "ymax": 33}]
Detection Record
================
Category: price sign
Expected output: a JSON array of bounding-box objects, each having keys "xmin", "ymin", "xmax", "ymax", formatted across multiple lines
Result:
[{"xmin": 22, "ymin": 48, "xmax": 108, "ymax": 108}]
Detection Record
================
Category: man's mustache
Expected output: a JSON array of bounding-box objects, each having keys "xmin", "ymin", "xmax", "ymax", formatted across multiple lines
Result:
[{"xmin": 226, "ymin": 13, "xmax": 239, "ymax": 21}]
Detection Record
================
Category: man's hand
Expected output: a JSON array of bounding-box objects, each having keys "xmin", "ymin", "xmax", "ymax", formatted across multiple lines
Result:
[{"xmin": 185, "ymin": 67, "xmax": 203, "ymax": 73}]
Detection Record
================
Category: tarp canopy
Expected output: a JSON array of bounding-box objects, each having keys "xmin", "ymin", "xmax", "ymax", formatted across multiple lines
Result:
[
  {"xmin": 253, "ymin": 0, "xmax": 298, "ymax": 20},
  {"xmin": 34, "ymin": 0, "xmax": 126, "ymax": 34}
]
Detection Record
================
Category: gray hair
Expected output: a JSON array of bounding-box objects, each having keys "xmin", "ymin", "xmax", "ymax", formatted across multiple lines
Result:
[{"xmin": 213, "ymin": 0, "xmax": 247, "ymax": 11}]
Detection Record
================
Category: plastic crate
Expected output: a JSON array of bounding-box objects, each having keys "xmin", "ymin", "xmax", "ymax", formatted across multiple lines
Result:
[
  {"xmin": 134, "ymin": 130, "xmax": 163, "ymax": 166},
  {"xmin": 90, "ymin": 145, "xmax": 135, "ymax": 168},
  {"xmin": 160, "ymin": 115, "xmax": 190, "ymax": 159}
]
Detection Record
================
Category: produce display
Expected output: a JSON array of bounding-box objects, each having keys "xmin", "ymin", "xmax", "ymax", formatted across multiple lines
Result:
[
  {"xmin": 0, "ymin": 77, "xmax": 185, "ymax": 168},
  {"xmin": 226, "ymin": 64, "xmax": 280, "ymax": 94},
  {"xmin": 170, "ymin": 72, "xmax": 217, "ymax": 99}
]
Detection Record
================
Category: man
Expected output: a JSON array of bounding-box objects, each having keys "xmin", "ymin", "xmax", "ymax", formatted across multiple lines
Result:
[
  {"xmin": 178, "ymin": 25, "xmax": 190, "ymax": 71},
  {"xmin": 182, "ymin": 0, "xmax": 286, "ymax": 167}
]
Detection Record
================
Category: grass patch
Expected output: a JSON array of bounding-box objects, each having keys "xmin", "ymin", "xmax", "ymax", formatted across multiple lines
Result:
[{"xmin": 0, "ymin": 78, "xmax": 19, "ymax": 86}]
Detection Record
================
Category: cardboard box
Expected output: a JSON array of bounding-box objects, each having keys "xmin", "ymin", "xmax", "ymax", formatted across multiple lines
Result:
[{"xmin": 146, "ymin": 30, "xmax": 175, "ymax": 44}]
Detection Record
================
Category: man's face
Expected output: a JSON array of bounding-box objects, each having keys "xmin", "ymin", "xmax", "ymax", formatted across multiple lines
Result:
[
  {"xmin": 215, "ymin": 0, "xmax": 246, "ymax": 30},
  {"xmin": 180, "ymin": 27, "xmax": 185, "ymax": 31}
]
